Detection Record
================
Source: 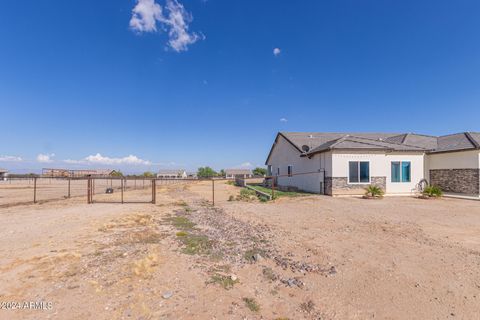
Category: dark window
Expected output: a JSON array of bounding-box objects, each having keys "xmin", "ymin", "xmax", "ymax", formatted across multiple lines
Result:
[
  {"xmin": 288, "ymin": 165, "xmax": 293, "ymax": 177},
  {"xmin": 349, "ymin": 161, "xmax": 370, "ymax": 183},
  {"xmin": 277, "ymin": 167, "xmax": 280, "ymax": 176}
]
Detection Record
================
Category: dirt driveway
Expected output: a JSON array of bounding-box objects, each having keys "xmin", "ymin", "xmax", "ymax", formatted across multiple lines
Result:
[{"xmin": 1, "ymin": 181, "xmax": 479, "ymax": 319}]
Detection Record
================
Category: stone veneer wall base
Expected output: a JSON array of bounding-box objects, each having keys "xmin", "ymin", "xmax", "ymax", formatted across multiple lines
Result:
[{"xmin": 430, "ymin": 169, "xmax": 480, "ymax": 195}]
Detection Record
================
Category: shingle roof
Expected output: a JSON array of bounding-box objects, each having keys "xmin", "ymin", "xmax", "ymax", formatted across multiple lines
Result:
[
  {"xmin": 225, "ymin": 169, "xmax": 252, "ymax": 175},
  {"xmin": 305, "ymin": 135, "xmax": 427, "ymax": 155},
  {"xmin": 274, "ymin": 131, "xmax": 480, "ymax": 158}
]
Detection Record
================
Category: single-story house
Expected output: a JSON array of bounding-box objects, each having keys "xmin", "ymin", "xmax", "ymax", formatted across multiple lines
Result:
[
  {"xmin": 157, "ymin": 169, "xmax": 188, "ymax": 179},
  {"xmin": 0, "ymin": 168, "xmax": 8, "ymax": 180},
  {"xmin": 266, "ymin": 132, "xmax": 480, "ymax": 198},
  {"xmin": 42, "ymin": 168, "xmax": 116, "ymax": 177},
  {"xmin": 225, "ymin": 169, "xmax": 253, "ymax": 179}
]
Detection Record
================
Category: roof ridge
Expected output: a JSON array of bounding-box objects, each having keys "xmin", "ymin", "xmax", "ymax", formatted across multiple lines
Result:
[
  {"xmin": 348, "ymin": 135, "xmax": 426, "ymax": 150},
  {"xmin": 465, "ymin": 132, "xmax": 480, "ymax": 149},
  {"xmin": 335, "ymin": 136, "xmax": 401, "ymax": 150}
]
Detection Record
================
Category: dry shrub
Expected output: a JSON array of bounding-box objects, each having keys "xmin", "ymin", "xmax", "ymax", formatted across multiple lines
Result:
[{"xmin": 133, "ymin": 253, "xmax": 159, "ymax": 278}]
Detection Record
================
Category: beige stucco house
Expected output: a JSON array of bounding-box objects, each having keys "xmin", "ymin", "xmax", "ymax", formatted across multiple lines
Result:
[
  {"xmin": 157, "ymin": 169, "xmax": 188, "ymax": 179},
  {"xmin": 225, "ymin": 169, "xmax": 253, "ymax": 179},
  {"xmin": 266, "ymin": 132, "xmax": 480, "ymax": 198}
]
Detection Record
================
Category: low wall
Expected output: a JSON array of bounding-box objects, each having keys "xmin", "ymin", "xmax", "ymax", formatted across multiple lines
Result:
[
  {"xmin": 325, "ymin": 176, "xmax": 386, "ymax": 196},
  {"xmin": 430, "ymin": 169, "xmax": 480, "ymax": 195}
]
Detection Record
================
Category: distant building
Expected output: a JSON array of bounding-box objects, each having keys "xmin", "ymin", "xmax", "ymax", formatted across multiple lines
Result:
[
  {"xmin": 0, "ymin": 168, "xmax": 8, "ymax": 180},
  {"xmin": 42, "ymin": 168, "xmax": 116, "ymax": 178},
  {"xmin": 225, "ymin": 169, "xmax": 253, "ymax": 179},
  {"xmin": 157, "ymin": 169, "xmax": 188, "ymax": 179}
]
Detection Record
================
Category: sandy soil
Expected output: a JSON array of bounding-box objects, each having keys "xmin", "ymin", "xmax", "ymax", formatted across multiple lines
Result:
[{"xmin": 1, "ymin": 181, "xmax": 479, "ymax": 319}]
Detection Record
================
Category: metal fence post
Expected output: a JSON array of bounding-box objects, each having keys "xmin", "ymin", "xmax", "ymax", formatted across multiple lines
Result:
[
  {"xmin": 271, "ymin": 177, "xmax": 275, "ymax": 200},
  {"xmin": 87, "ymin": 178, "xmax": 90, "ymax": 204},
  {"xmin": 212, "ymin": 179, "xmax": 215, "ymax": 206},
  {"xmin": 33, "ymin": 177, "xmax": 37, "ymax": 203},
  {"xmin": 121, "ymin": 179, "xmax": 124, "ymax": 204},
  {"xmin": 152, "ymin": 179, "xmax": 156, "ymax": 204}
]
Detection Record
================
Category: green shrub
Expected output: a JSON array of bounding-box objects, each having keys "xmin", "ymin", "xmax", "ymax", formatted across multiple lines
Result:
[
  {"xmin": 364, "ymin": 185, "xmax": 384, "ymax": 198},
  {"xmin": 423, "ymin": 185, "xmax": 443, "ymax": 198},
  {"xmin": 243, "ymin": 297, "xmax": 260, "ymax": 312},
  {"xmin": 237, "ymin": 188, "xmax": 257, "ymax": 201}
]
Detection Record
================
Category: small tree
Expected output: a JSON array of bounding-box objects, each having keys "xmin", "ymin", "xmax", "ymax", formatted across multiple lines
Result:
[
  {"xmin": 197, "ymin": 167, "xmax": 217, "ymax": 178},
  {"xmin": 218, "ymin": 169, "xmax": 226, "ymax": 177},
  {"xmin": 252, "ymin": 167, "xmax": 267, "ymax": 176},
  {"xmin": 111, "ymin": 170, "xmax": 123, "ymax": 177},
  {"xmin": 143, "ymin": 171, "xmax": 155, "ymax": 178}
]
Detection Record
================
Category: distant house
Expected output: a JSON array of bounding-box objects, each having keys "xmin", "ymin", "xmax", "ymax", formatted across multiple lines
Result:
[
  {"xmin": 157, "ymin": 169, "xmax": 188, "ymax": 179},
  {"xmin": 225, "ymin": 169, "xmax": 253, "ymax": 179},
  {"xmin": 266, "ymin": 131, "xmax": 480, "ymax": 198},
  {"xmin": 0, "ymin": 168, "xmax": 8, "ymax": 180},
  {"xmin": 42, "ymin": 168, "xmax": 116, "ymax": 178}
]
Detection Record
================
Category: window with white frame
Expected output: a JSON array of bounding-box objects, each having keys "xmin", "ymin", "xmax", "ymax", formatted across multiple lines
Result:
[
  {"xmin": 267, "ymin": 165, "xmax": 272, "ymax": 176},
  {"xmin": 391, "ymin": 161, "xmax": 411, "ymax": 183},
  {"xmin": 348, "ymin": 161, "xmax": 370, "ymax": 183},
  {"xmin": 287, "ymin": 165, "xmax": 293, "ymax": 177}
]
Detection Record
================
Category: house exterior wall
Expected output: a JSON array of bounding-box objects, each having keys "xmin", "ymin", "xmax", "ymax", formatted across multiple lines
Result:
[
  {"xmin": 266, "ymin": 135, "xmax": 332, "ymax": 193},
  {"xmin": 427, "ymin": 150, "xmax": 480, "ymax": 195},
  {"xmin": 330, "ymin": 152, "xmax": 425, "ymax": 195}
]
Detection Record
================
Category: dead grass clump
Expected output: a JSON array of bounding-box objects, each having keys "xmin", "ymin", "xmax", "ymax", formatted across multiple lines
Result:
[
  {"xmin": 176, "ymin": 231, "xmax": 188, "ymax": 237},
  {"xmin": 98, "ymin": 213, "xmax": 154, "ymax": 232},
  {"xmin": 133, "ymin": 253, "xmax": 159, "ymax": 278},
  {"xmin": 299, "ymin": 300, "xmax": 316, "ymax": 314},
  {"xmin": 243, "ymin": 297, "xmax": 260, "ymax": 312},
  {"xmin": 244, "ymin": 248, "xmax": 265, "ymax": 262},
  {"xmin": 175, "ymin": 200, "xmax": 188, "ymax": 207},
  {"xmin": 208, "ymin": 274, "xmax": 239, "ymax": 290},
  {"xmin": 114, "ymin": 229, "xmax": 163, "ymax": 246},
  {"xmin": 262, "ymin": 267, "xmax": 278, "ymax": 281}
]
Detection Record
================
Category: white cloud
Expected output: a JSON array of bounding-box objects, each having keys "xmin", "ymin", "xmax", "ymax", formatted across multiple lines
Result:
[
  {"xmin": 37, "ymin": 153, "xmax": 55, "ymax": 163},
  {"xmin": 64, "ymin": 153, "xmax": 151, "ymax": 166},
  {"xmin": 273, "ymin": 48, "xmax": 281, "ymax": 56},
  {"xmin": 130, "ymin": 0, "xmax": 163, "ymax": 32},
  {"xmin": 240, "ymin": 162, "xmax": 253, "ymax": 168},
  {"xmin": 130, "ymin": 0, "xmax": 202, "ymax": 52},
  {"xmin": 280, "ymin": 118, "xmax": 288, "ymax": 122},
  {"xmin": 0, "ymin": 155, "xmax": 23, "ymax": 162}
]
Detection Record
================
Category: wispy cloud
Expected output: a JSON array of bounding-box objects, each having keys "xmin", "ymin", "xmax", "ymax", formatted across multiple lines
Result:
[
  {"xmin": 280, "ymin": 117, "xmax": 288, "ymax": 122},
  {"xmin": 37, "ymin": 153, "xmax": 55, "ymax": 163},
  {"xmin": 273, "ymin": 47, "xmax": 281, "ymax": 56},
  {"xmin": 130, "ymin": 0, "xmax": 202, "ymax": 52},
  {"xmin": 0, "ymin": 155, "xmax": 23, "ymax": 162},
  {"xmin": 239, "ymin": 162, "xmax": 253, "ymax": 168},
  {"xmin": 64, "ymin": 153, "xmax": 151, "ymax": 166}
]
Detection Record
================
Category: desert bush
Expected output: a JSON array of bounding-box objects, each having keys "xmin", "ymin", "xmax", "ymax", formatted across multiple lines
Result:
[
  {"xmin": 243, "ymin": 297, "xmax": 260, "ymax": 312},
  {"xmin": 364, "ymin": 185, "xmax": 384, "ymax": 198},
  {"xmin": 423, "ymin": 185, "xmax": 443, "ymax": 198},
  {"xmin": 237, "ymin": 188, "xmax": 257, "ymax": 201}
]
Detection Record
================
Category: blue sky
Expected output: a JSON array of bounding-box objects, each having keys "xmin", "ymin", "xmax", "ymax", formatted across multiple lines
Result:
[{"xmin": 1, "ymin": 0, "xmax": 479, "ymax": 173}]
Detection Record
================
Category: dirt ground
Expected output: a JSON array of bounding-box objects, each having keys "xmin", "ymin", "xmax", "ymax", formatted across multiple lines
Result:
[{"xmin": 1, "ymin": 181, "xmax": 479, "ymax": 319}]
